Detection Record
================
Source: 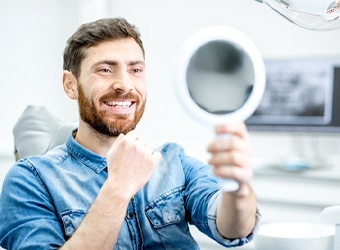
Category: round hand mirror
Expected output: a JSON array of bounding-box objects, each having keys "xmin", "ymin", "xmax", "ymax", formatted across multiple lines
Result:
[{"xmin": 175, "ymin": 26, "xmax": 266, "ymax": 192}]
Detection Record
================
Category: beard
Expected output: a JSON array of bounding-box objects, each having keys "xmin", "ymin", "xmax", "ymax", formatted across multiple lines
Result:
[{"xmin": 77, "ymin": 83, "xmax": 146, "ymax": 137}]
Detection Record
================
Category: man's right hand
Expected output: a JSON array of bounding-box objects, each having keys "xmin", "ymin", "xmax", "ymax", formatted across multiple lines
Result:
[{"xmin": 105, "ymin": 130, "xmax": 161, "ymax": 198}]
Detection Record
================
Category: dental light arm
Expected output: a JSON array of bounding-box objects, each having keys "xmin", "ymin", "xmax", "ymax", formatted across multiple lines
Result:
[{"xmin": 255, "ymin": 0, "xmax": 340, "ymax": 31}]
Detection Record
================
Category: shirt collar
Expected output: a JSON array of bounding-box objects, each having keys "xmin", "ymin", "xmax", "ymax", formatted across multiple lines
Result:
[{"xmin": 66, "ymin": 130, "xmax": 107, "ymax": 173}]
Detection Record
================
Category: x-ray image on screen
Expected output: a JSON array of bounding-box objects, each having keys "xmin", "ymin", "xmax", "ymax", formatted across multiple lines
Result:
[{"xmin": 246, "ymin": 57, "xmax": 340, "ymax": 132}]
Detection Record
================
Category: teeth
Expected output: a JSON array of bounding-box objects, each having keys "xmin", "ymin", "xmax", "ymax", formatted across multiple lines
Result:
[{"xmin": 107, "ymin": 101, "xmax": 132, "ymax": 107}]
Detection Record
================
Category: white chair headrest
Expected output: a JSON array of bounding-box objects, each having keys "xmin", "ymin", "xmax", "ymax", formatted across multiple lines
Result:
[{"xmin": 13, "ymin": 105, "xmax": 77, "ymax": 160}]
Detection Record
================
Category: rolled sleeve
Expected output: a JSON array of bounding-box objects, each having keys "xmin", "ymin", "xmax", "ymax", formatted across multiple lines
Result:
[{"xmin": 207, "ymin": 190, "xmax": 262, "ymax": 247}]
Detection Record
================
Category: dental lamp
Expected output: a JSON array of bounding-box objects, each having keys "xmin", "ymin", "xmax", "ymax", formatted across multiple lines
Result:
[{"xmin": 255, "ymin": 0, "xmax": 340, "ymax": 31}]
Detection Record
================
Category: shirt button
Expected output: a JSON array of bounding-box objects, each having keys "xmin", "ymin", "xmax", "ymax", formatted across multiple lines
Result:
[
  {"xmin": 66, "ymin": 227, "xmax": 73, "ymax": 235},
  {"xmin": 127, "ymin": 213, "xmax": 134, "ymax": 219}
]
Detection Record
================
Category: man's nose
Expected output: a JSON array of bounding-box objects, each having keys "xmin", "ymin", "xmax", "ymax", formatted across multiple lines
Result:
[{"xmin": 112, "ymin": 70, "xmax": 133, "ymax": 92}]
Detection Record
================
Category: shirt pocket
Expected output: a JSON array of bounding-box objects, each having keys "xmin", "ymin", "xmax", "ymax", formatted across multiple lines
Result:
[
  {"xmin": 60, "ymin": 209, "xmax": 87, "ymax": 237},
  {"xmin": 145, "ymin": 188, "xmax": 199, "ymax": 249},
  {"xmin": 145, "ymin": 188, "xmax": 185, "ymax": 227}
]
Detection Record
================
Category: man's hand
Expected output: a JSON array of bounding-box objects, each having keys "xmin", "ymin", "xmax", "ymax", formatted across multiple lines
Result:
[
  {"xmin": 207, "ymin": 123, "xmax": 257, "ymax": 239},
  {"xmin": 106, "ymin": 130, "xmax": 162, "ymax": 199},
  {"xmin": 207, "ymin": 123, "xmax": 253, "ymax": 190}
]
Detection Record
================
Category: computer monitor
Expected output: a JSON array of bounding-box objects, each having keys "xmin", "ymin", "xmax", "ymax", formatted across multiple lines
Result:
[{"xmin": 246, "ymin": 57, "xmax": 340, "ymax": 133}]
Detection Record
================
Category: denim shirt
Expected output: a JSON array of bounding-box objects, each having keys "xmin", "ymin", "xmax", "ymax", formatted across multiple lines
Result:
[{"xmin": 0, "ymin": 133, "xmax": 260, "ymax": 249}]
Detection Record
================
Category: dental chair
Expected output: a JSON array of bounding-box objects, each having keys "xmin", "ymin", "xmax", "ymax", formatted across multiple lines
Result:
[{"xmin": 13, "ymin": 105, "xmax": 77, "ymax": 160}]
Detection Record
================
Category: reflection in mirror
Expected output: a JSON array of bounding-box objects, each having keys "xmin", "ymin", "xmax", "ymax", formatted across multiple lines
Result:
[{"xmin": 186, "ymin": 40, "xmax": 255, "ymax": 114}]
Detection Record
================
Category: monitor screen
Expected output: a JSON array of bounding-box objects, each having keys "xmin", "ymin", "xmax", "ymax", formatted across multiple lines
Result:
[{"xmin": 246, "ymin": 57, "xmax": 340, "ymax": 133}]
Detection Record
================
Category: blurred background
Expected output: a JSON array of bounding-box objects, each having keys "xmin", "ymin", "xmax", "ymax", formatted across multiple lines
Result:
[{"xmin": 1, "ymin": 0, "xmax": 340, "ymax": 249}]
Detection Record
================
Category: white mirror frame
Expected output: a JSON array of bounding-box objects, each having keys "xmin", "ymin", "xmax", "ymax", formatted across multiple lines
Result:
[{"xmin": 175, "ymin": 25, "xmax": 266, "ymax": 126}]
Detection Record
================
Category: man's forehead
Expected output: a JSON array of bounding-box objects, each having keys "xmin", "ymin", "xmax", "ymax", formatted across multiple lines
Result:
[
  {"xmin": 90, "ymin": 38, "xmax": 141, "ymax": 52},
  {"xmin": 81, "ymin": 39, "xmax": 144, "ymax": 67}
]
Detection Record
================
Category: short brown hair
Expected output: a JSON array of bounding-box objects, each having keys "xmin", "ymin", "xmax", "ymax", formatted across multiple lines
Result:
[{"xmin": 63, "ymin": 17, "xmax": 144, "ymax": 78}]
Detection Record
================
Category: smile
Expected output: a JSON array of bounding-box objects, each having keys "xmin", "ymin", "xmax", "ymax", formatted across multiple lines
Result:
[{"xmin": 105, "ymin": 101, "xmax": 133, "ymax": 108}]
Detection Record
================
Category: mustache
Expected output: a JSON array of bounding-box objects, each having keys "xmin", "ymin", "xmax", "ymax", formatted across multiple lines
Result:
[{"xmin": 99, "ymin": 91, "xmax": 138, "ymax": 102}]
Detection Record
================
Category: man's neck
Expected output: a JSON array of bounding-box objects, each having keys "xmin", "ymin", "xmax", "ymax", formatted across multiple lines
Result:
[{"xmin": 75, "ymin": 122, "xmax": 117, "ymax": 157}]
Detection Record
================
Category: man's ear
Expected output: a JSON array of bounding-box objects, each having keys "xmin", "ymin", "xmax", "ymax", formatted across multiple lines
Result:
[{"xmin": 62, "ymin": 70, "xmax": 77, "ymax": 100}]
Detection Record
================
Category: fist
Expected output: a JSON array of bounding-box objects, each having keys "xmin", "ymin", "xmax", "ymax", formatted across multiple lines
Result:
[{"xmin": 106, "ymin": 130, "xmax": 162, "ymax": 197}]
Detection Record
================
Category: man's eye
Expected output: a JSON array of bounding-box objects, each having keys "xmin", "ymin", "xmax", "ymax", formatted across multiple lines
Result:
[
  {"xmin": 99, "ymin": 68, "xmax": 111, "ymax": 73},
  {"xmin": 131, "ymin": 68, "xmax": 142, "ymax": 73}
]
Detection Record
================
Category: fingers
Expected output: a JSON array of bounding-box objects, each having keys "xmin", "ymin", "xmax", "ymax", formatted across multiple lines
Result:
[
  {"xmin": 208, "ymin": 148, "xmax": 253, "ymax": 184},
  {"xmin": 212, "ymin": 165, "xmax": 253, "ymax": 183},
  {"xmin": 207, "ymin": 135, "xmax": 251, "ymax": 154},
  {"xmin": 128, "ymin": 131, "xmax": 160, "ymax": 160},
  {"xmin": 208, "ymin": 148, "xmax": 252, "ymax": 168},
  {"xmin": 119, "ymin": 130, "xmax": 156, "ymax": 154},
  {"xmin": 214, "ymin": 123, "xmax": 249, "ymax": 141},
  {"xmin": 207, "ymin": 123, "xmax": 253, "ymax": 184},
  {"xmin": 110, "ymin": 130, "xmax": 161, "ymax": 166},
  {"xmin": 207, "ymin": 129, "xmax": 252, "ymax": 167},
  {"xmin": 106, "ymin": 130, "xmax": 161, "ymax": 196},
  {"xmin": 151, "ymin": 151, "xmax": 162, "ymax": 165}
]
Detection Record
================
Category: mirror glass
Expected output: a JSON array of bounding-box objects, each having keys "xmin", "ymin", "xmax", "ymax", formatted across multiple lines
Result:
[
  {"xmin": 175, "ymin": 26, "xmax": 266, "ymax": 126},
  {"xmin": 187, "ymin": 40, "xmax": 254, "ymax": 114}
]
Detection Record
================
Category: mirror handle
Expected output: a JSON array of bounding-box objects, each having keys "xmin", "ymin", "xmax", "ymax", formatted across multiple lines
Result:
[
  {"xmin": 218, "ymin": 178, "xmax": 239, "ymax": 192},
  {"xmin": 216, "ymin": 134, "xmax": 240, "ymax": 192}
]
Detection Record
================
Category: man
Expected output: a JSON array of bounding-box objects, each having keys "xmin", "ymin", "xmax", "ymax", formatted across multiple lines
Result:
[{"xmin": 0, "ymin": 18, "xmax": 260, "ymax": 249}]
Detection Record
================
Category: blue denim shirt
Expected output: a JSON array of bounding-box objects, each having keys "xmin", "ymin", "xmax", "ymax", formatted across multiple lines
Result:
[{"xmin": 0, "ymin": 133, "xmax": 260, "ymax": 249}]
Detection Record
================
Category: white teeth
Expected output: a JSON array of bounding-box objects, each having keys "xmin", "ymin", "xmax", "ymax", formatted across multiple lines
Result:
[{"xmin": 107, "ymin": 101, "xmax": 132, "ymax": 107}]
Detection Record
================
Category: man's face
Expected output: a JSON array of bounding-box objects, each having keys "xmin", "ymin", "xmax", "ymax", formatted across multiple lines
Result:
[{"xmin": 76, "ymin": 38, "xmax": 147, "ymax": 136}]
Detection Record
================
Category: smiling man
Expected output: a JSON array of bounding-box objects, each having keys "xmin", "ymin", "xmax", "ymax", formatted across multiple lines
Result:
[{"xmin": 0, "ymin": 18, "xmax": 260, "ymax": 249}]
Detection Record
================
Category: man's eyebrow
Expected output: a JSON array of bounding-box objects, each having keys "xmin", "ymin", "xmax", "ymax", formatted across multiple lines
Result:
[
  {"xmin": 129, "ymin": 60, "xmax": 145, "ymax": 66},
  {"xmin": 92, "ymin": 60, "xmax": 117, "ymax": 68},
  {"xmin": 92, "ymin": 60, "xmax": 145, "ymax": 68}
]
